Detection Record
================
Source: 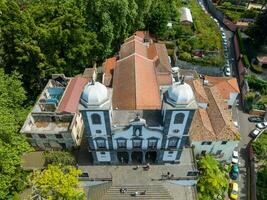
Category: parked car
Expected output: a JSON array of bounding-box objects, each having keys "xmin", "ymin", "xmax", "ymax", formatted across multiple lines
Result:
[
  {"xmin": 230, "ymin": 164, "xmax": 239, "ymax": 180},
  {"xmin": 225, "ymin": 67, "xmax": 231, "ymax": 76},
  {"xmin": 229, "ymin": 182, "xmax": 239, "ymax": 200},
  {"xmin": 250, "ymin": 128, "xmax": 261, "ymax": 138},
  {"xmin": 231, "ymin": 150, "xmax": 239, "ymax": 164},
  {"xmin": 256, "ymin": 122, "xmax": 267, "ymax": 129},
  {"xmin": 220, "ymin": 27, "xmax": 224, "ymax": 31},
  {"xmin": 248, "ymin": 116, "xmax": 264, "ymax": 123}
]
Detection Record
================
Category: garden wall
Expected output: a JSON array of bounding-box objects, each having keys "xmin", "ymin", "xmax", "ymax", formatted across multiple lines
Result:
[{"xmin": 176, "ymin": 59, "xmax": 223, "ymax": 76}]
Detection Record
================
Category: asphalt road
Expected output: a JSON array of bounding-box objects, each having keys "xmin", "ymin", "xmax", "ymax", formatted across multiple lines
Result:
[{"xmin": 232, "ymin": 102, "xmax": 255, "ymax": 200}]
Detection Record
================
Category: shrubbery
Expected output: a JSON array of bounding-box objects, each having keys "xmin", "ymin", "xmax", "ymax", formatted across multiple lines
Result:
[
  {"xmin": 242, "ymin": 55, "xmax": 251, "ymax": 68},
  {"xmin": 43, "ymin": 151, "xmax": 75, "ymax": 166},
  {"xmin": 246, "ymin": 75, "xmax": 267, "ymax": 95}
]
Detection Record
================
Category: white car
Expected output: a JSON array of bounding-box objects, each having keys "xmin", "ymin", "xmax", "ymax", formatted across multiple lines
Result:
[
  {"xmin": 232, "ymin": 150, "xmax": 239, "ymax": 164},
  {"xmin": 250, "ymin": 128, "xmax": 261, "ymax": 138},
  {"xmin": 225, "ymin": 67, "xmax": 231, "ymax": 76},
  {"xmin": 256, "ymin": 122, "xmax": 267, "ymax": 129}
]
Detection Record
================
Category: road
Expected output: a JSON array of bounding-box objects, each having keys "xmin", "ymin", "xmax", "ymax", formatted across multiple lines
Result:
[
  {"xmin": 232, "ymin": 101, "xmax": 255, "ymax": 200},
  {"xmin": 197, "ymin": 1, "xmax": 254, "ymax": 199}
]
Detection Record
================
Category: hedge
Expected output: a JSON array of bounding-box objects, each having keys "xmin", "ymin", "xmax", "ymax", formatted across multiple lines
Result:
[
  {"xmin": 242, "ymin": 55, "xmax": 251, "ymax": 68},
  {"xmin": 237, "ymin": 29, "xmax": 245, "ymax": 54}
]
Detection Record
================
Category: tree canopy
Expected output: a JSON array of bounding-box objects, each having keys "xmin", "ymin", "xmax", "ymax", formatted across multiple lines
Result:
[
  {"xmin": 197, "ymin": 155, "xmax": 228, "ymax": 200},
  {"xmin": 0, "ymin": 69, "xmax": 32, "ymax": 199},
  {"xmin": 0, "ymin": 0, "xmax": 177, "ymax": 101},
  {"xmin": 247, "ymin": 8, "xmax": 267, "ymax": 46},
  {"xmin": 32, "ymin": 165, "xmax": 85, "ymax": 200}
]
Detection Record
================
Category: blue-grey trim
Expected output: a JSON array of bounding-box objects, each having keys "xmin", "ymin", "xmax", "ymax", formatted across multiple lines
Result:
[
  {"xmin": 162, "ymin": 110, "xmax": 172, "ymax": 148},
  {"xmin": 133, "ymin": 125, "xmax": 143, "ymax": 136},
  {"xmin": 175, "ymin": 149, "xmax": 183, "ymax": 161},
  {"xmin": 81, "ymin": 111, "xmax": 95, "ymax": 150},
  {"xmin": 110, "ymin": 151, "xmax": 117, "ymax": 164},
  {"xmin": 147, "ymin": 138, "xmax": 159, "ymax": 150},
  {"xmin": 183, "ymin": 110, "xmax": 195, "ymax": 135},
  {"xmin": 81, "ymin": 110, "xmax": 91, "ymax": 137},
  {"xmin": 167, "ymin": 136, "xmax": 179, "ymax": 148},
  {"xmin": 104, "ymin": 111, "xmax": 113, "ymax": 150},
  {"xmin": 116, "ymin": 138, "xmax": 127, "ymax": 149},
  {"xmin": 94, "ymin": 137, "xmax": 106, "ymax": 149}
]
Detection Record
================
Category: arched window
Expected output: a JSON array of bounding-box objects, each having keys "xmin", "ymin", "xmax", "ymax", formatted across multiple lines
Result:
[
  {"xmin": 95, "ymin": 138, "xmax": 106, "ymax": 149},
  {"xmin": 174, "ymin": 113, "xmax": 185, "ymax": 124},
  {"xmin": 168, "ymin": 137, "xmax": 179, "ymax": 148},
  {"xmin": 91, "ymin": 113, "xmax": 101, "ymax": 124}
]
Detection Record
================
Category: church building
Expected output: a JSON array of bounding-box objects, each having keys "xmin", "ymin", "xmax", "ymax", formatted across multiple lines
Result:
[{"xmin": 79, "ymin": 31, "xmax": 239, "ymax": 165}]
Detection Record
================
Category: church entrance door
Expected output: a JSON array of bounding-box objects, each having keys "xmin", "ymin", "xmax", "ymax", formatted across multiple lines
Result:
[
  {"xmin": 131, "ymin": 151, "xmax": 143, "ymax": 164},
  {"xmin": 117, "ymin": 152, "xmax": 129, "ymax": 164},
  {"xmin": 145, "ymin": 151, "xmax": 157, "ymax": 163}
]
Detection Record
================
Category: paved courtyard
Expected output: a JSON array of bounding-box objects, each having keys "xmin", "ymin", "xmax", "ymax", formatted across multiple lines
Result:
[{"xmin": 79, "ymin": 148, "xmax": 196, "ymax": 185}]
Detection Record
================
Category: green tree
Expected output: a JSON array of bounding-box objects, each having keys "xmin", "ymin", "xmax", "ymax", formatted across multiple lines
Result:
[
  {"xmin": 247, "ymin": 8, "xmax": 267, "ymax": 45},
  {"xmin": 145, "ymin": 1, "xmax": 169, "ymax": 37},
  {"xmin": 83, "ymin": 0, "xmax": 138, "ymax": 55},
  {"xmin": 257, "ymin": 164, "xmax": 267, "ymax": 200},
  {"xmin": 252, "ymin": 131, "xmax": 267, "ymax": 161},
  {"xmin": 32, "ymin": 165, "xmax": 85, "ymax": 200},
  {"xmin": 197, "ymin": 155, "xmax": 228, "ymax": 200},
  {"xmin": 0, "ymin": 69, "xmax": 32, "ymax": 199}
]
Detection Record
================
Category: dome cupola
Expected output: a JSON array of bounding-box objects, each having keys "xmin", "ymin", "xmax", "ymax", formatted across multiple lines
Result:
[
  {"xmin": 81, "ymin": 81, "xmax": 108, "ymax": 107},
  {"xmin": 167, "ymin": 82, "xmax": 194, "ymax": 105}
]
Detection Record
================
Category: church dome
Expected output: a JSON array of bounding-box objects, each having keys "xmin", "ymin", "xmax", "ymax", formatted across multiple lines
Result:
[
  {"xmin": 81, "ymin": 81, "xmax": 108, "ymax": 106},
  {"xmin": 167, "ymin": 82, "xmax": 194, "ymax": 104}
]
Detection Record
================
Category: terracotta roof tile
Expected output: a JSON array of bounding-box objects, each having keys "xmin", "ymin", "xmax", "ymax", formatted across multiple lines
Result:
[
  {"xmin": 156, "ymin": 73, "xmax": 172, "ymax": 86},
  {"xmin": 119, "ymin": 39, "xmax": 148, "ymax": 59},
  {"xmin": 103, "ymin": 57, "xmax": 116, "ymax": 86},
  {"xmin": 154, "ymin": 44, "xmax": 172, "ymax": 73},
  {"xmin": 112, "ymin": 54, "xmax": 161, "ymax": 109},
  {"xmin": 189, "ymin": 110, "xmax": 216, "ymax": 141},
  {"xmin": 205, "ymin": 76, "xmax": 240, "ymax": 99},
  {"xmin": 189, "ymin": 78, "xmax": 238, "ymax": 141},
  {"xmin": 57, "ymin": 77, "xmax": 88, "ymax": 113},
  {"xmin": 190, "ymin": 79, "xmax": 209, "ymax": 103}
]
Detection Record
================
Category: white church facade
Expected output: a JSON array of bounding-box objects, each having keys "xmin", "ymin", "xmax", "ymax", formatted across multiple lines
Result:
[{"xmin": 79, "ymin": 31, "xmax": 240, "ymax": 164}]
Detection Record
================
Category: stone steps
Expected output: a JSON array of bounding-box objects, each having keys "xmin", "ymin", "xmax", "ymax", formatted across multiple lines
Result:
[{"xmin": 102, "ymin": 184, "xmax": 173, "ymax": 200}]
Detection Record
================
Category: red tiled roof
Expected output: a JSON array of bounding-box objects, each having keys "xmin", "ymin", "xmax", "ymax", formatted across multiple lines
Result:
[
  {"xmin": 205, "ymin": 76, "xmax": 240, "ymax": 99},
  {"xmin": 154, "ymin": 43, "xmax": 172, "ymax": 73},
  {"xmin": 103, "ymin": 57, "xmax": 116, "ymax": 86},
  {"xmin": 57, "ymin": 77, "xmax": 88, "ymax": 113},
  {"xmin": 188, "ymin": 78, "xmax": 238, "ymax": 141},
  {"xmin": 119, "ymin": 39, "xmax": 148, "ymax": 59},
  {"xmin": 112, "ymin": 54, "xmax": 161, "ymax": 109},
  {"xmin": 156, "ymin": 73, "xmax": 172, "ymax": 85}
]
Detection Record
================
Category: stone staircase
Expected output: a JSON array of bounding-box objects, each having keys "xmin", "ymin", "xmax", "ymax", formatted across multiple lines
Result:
[{"xmin": 101, "ymin": 184, "xmax": 174, "ymax": 200}]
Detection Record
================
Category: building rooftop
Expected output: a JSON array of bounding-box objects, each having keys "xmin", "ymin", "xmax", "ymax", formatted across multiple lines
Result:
[
  {"xmin": 57, "ymin": 77, "xmax": 89, "ymax": 113},
  {"xmin": 112, "ymin": 54, "xmax": 161, "ymax": 110},
  {"xmin": 189, "ymin": 76, "xmax": 239, "ymax": 141},
  {"xmin": 112, "ymin": 110, "xmax": 163, "ymax": 127}
]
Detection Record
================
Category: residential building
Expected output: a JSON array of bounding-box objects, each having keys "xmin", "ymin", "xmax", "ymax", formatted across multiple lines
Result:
[
  {"xmin": 20, "ymin": 75, "xmax": 88, "ymax": 150},
  {"xmin": 188, "ymin": 75, "xmax": 240, "ymax": 160},
  {"xmin": 80, "ymin": 32, "xmax": 239, "ymax": 165}
]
